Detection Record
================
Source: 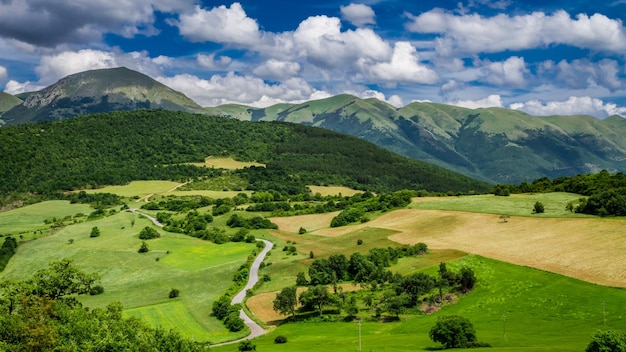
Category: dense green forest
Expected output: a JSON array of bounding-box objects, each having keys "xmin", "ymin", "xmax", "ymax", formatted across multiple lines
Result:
[{"xmin": 0, "ymin": 110, "xmax": 490, "ymax": 205}]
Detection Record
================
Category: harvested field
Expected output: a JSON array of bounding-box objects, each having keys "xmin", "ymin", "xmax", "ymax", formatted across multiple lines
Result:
[
  {"xmin": 202, "ymin": 157, "xmax": 264, "ymax": 169},
  {"xmin": 270, "ymin": 212, "xmax": 339, "ymax": 233},
  {"xmin": 319, "ymin": 209, "xmax": 626, "ymax": 287},
  {"xmin": 247, "ymin": 284, "xmax": 362, "ymax": 325}
]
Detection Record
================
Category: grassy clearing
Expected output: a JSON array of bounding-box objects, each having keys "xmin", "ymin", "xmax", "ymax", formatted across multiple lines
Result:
[
  {"xmin": 82, "ymin": 180, "xmax": 182, "ymax": 198},
  {"xmin": 0, "ymin": 200, "xmax": 92, "ymax": 235},
  {"xmin": 201, "ymin": 156, "xmax": 265, "ymax": 169},
  {"xmin": 215, "ymin": 255, "xmax": 626, "ymax": 352},
  {"xmin": 0, "ymin": 211, "xmax": 255, "ymax": 343},
  {"xmin": 167, "ymin": 190, "xmax": 252, "ymax": 198},
  {"xmin": 410, "ymin": 193, "xmax": 590, "ymax": 218},
  {"xmin": 307, "ymin": 185, "xmax": 363, "ymax": 197}
]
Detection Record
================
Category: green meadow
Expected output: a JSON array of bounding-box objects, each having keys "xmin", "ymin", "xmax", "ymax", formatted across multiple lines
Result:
[
  {"xmin": 0, "ymin": 210, "xmax": 256, "ymax": 343},
  {"xmin": 410, "ymin": 192, "xmax": 591, "ymax": 218},
  {"xmin": 82, "ymin": 180, "xmax": 183, "ymax": 198},
  {"xmin": 216, "ymin": 255, "xmax": 626, "ymax": 351},
  {"xmin": 0, "ymin": 200, "xmax": 92, "ymax": 235}
]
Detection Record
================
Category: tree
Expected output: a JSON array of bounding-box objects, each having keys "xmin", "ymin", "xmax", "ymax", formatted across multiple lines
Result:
[
  {"xmin": 32, "ymin": 258, "xmax": 100, "ymax": 299},
  {"xmin": 273, "ymin": 286, "xmax": 298, "ymax": 320},
  {"xmin": 138, "ymin": 241, "xmax": 150, "ymax": 253},
  {"xmin": 238, "ymin": 340, "xmax": 256, "ymax": 351},
  {"xmin": 459, "ymin": 267, "xmax": 476, "ymax": 292},
  {"xmin": 295, "ymin": 272, "xmax": 309, "ymax": 286},
  {"xmin": 139, "ymin": 226, "xmax": 160, "ymax": 239},
  {"xmin": 90, "ymin": 226, "xmax": 100, "ymax": 238},
  {"xmin": 585, "ymin": 330, "xmax": 626, "ymax": 352},
  {"xmin": 299, "ymin": 285, "xmax": 332, "ymax": 316},
  {"xmin": 429, "ymin": 315, "xmax": 477, "ymax": 349},
  {"xmin": 533, "ymin": 201, "xmax": 545, "ymax": 214}
]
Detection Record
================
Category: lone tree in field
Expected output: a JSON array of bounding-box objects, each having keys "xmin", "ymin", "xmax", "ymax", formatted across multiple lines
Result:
[
  {"xmin": 499, "ymin": 214, "xmax": 510, "ymax": 223},
  {"xmin": 138, "ymin": 226, "xmax": 160, "ymax": 240},
  {"xmin": 533, "ymin": 201, "xmax": 545, "ymax": 214},
  {"xmin": 273, "ymin": 286, "xmax": 298, "ymax": 320},
  {"xmin": 429, "ymin": 315, "xmax": 477, "ymax": 349},
  {"xmin": 90, "ymin": 227, "xmax": 100, "ymax": 238},
  {"xmin": 138, "ymin": 241, "xmax": 149, "ymax": 253}
]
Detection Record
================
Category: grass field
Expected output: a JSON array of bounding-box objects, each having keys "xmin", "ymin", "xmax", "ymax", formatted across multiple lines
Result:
[
  {"xmin": 0, "ymin": 200, "xmax": 92, "ymax": 235},
  {"xmin": 0, "ymin": 211, "xmax": 255, "ymax": 343},
  {"xmin": 215, "ymin": 255, "xmax": 626, "ymax": 351},
  {"xmin": 82, "ymin": 180, "xmax": 183, "ymax": 198},
  {"xmin": 307, "ymin": 185, "xmax": 363, "ymax": 197},
  {"xmin": 410, "ymin": 192, "xmax": 590, "ymax": 218},
  {"xmin": 201, "ymin": 156, "xmax": 265, "ymax": 169}
]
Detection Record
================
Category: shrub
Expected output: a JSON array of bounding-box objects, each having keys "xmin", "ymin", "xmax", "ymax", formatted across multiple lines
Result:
[
  {"xmin": 139, "ymin": 226, "xmax": 160, "ymax": 240},
  {"xmin": 90, "ymin": 227, "xmax": 100, "ymax": 238},
  {"xmin": 274, "ymin": 335, "xmax": 288, "ymax": 344},
  {"xmin": 169, "ymin": 288, "xmax": 180, "ymax": 298},
  {"xmin": 299, "ymin": 227, "xmax": 307, "ymax": 234},
  {"xmin": 224, "ymin": 312, "xmax": 245, "ymax": 332},
  {"xmin": 89, "ymin": 285, "xmax": 104, "ymax": 295},
  {"xmin": 429, "ymin": 315, "xmax": 477, "ymax": 349},
  {"xmin": 533, "ymin": 201, "xmax": 545, "ymax": 214},
  {"xmin": 238, "ymin": 340, "xmax": 256, "ymax": 351},
  {"xmin": 357, "ymin": 239, "xmax": 363, "ymax": 245},
  {"xmin": 138, "ymin": 241, "xmax": 149, "ymax": 253}
]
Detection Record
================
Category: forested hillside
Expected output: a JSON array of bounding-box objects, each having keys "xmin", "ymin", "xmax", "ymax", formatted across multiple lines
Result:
[{"xmin": 0, "ymin": 110, "xmax": 490, "ymax": 203}]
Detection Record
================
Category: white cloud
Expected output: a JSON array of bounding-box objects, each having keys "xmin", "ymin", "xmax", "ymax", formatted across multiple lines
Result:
[
  {"xmin": 479, "ymin": 56, "xmax": 528, "ymax": 87},
  {"xmin": 197, "ymin": 54, "xmax": 233, "ymax": 70},
  {"xmin": 0, "ymin": 66, "xmax": 7, "ymax": 81},
  {"xmin": 253, "ymin": 60, "xmax": 301, "ymax": 80},
  {"xmin": 539, "ymin": 59, "xmax": 623, "ymax": 92},
  {"xmin": 341, "ymin": 3, "xmax": 376, "ymax": 27},
  {"xmin": 406, "ymin": 10, "xmax": 626, "ymax": 55},
  {"xmin": 453, "ymin": 94, "xmax": 504, "ymax": 109},
  {"xmin": 156, "ymin": 72, "xmax": 329, "ymax": 107},
  {"xmin": 174, "ymin": 3, "xmax": 261, "ymax": 46},
  {"xmin": 510, "ymin": 96, "xmax": 626, "ymax": 118},
  {"xmin": 359, "ymin": 41, "xmax": 438, "ymax": 84},
  {"xmin": 4, "ymin": 80, "xmax": 45, "ymax": 94},
  {"xmin": 36, "ymin": 49, "xmax": 118, "ymax": 82}
]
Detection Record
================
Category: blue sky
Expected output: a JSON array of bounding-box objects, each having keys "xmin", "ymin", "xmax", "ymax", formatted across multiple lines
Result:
[{"xmin": 1, "ymin": 0, "xmax": 626, "ymax": 117}]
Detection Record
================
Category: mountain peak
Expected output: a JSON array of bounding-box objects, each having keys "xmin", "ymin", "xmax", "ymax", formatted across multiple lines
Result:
[{"xmin": 3, "ymin": 67, "xmax": 202, "ymax": 125}]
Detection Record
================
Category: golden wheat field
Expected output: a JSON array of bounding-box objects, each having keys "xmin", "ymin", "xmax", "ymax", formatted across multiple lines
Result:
[{"xmin": 273, "ymin": 209, "xmax": 626, "ymax": 287}]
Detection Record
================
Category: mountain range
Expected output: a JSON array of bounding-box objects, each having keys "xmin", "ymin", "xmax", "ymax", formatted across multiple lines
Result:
[{"xmin": 2, "ymin": 67, "xmax": 626, "ymax": 184}]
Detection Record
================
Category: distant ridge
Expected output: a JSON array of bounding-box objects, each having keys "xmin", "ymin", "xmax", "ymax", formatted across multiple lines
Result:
[
  {"xmin": 3, "ymin": 67, "xmax": 626, "ymax": 183},
  {"xmin": 2, "ymin": 67, "xmax": 203, "ymax": 124}
]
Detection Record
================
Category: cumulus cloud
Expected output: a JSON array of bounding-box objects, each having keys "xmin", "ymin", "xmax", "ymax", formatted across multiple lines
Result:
[
  {"xmin": 359, "ymin": 42, "xmax": 438, "ymax": 84},
  {"xmin": 156, "ymin": 72, "xmax": 330, "ymax": 107},
  {"xmin": 406, "ymin": 9, "xmax": 626, "ymax": 55},
  {"xmin": 453, "ymin": 94, "xmax": 504, "ymax": 109},
  {"xmin": 36, "ymin": 49, "xmax": 118, "ymax": 82},
  {"xmin": 253, "ymin": 60, "xmax": 301, "ymax": 80},
  {"xmin": 539, "ymin": 59, "xmax": 622, "ymax": 92},
  {"xmin": 174, "ymin": 3, "xmax": 261, "ymax": 45},
  {"xmin": 0, "ymin": 0, "xmax": 189, "ymax": 47},
  {"xmin": 4, "ymin": 80, "xmax": 45, "ymax": 94},
  {"xmin": 510, "ymin": 96, "xmax": 626, "ymax": 118},
  {"xmin": 0, "ymin": 66, "xmax": 7, "ymax": 81},
  {"xmin": 341, "ymin": 3, "xmax": 376, "ymax": 27},
  {"xmin": 479, "ymin": 56, "xmax": 528, "ymax": 87},
  {"xmin": 197, "ymin": 54, "xmax": 233, "ymax": 70}
]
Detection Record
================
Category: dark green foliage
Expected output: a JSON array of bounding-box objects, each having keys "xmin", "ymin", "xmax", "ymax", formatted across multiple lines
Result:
[
  {"xmin": 357, "ymin": 239, "xmax": 363, "ymax": 245},
  {"xmin": 90, "ymin": 226, "xmax": 100, "ymax": 238},
  {"xmin": 69, "ymin": 191, "xmax": 122, "ymax": 207},
  {"xmin": 227, "ymin": 214, "xmax": 278, "ymax": 229},
  {"xmin": 212, "ymin": 295, "xmax": 231, "ymax": 320},
  {"xmin": 429, "ymin": 315, "xmax": 478, "ymax": 349},
  {"xmin": 224, "ymin": 311, "xmax": 245, "ymax": 332},
  {"xmin": 274, "ymin": 335, "xmax": 288, "ymax": 344},
  {"xmin": 586, "ymin": 330, "xmax": 626, "ymax": 352},
  {"xmin": 459, "ymin": 267, "xmax": 477, "ymax": 292},
  {"xmin": 169, "ymin": 288, "xmax": 180, "ymax": 299},
  {"xmin": 296, "ymin": 272, "xmax": 309, "ymax": 286},
  {"xmin": 533, "ymin": 201, "xmax": 545, "ymax": 214},
  {"xmin": 138, "ymin": 241, "xmax": 149, "ymax": 253},
  {"xmin": 0, "ymin": 260, "xmax": 203, "ymax": 351},
  {"xmin": 330, "ymin": 190, "xmax": 414, "ymax": 227},
  {"xmin": 0, "ymin": 236, "xmax": 18, "ymax": 272},
  {"xmin": 298, "ymin": 227, "xmax": 307, "ymax": 234},
  {"xmin": 238, "ymin": 340, "xmax": 256, "ymax": 351},
  {"xmin": 0, "ymin": 110, "xmax": 489, "ymax": 206},
  {"xmin": 273, "ymin": 286, "xmax": 298, "ymax": 319},
  {"xmin": 89, "ymin": 285, "xmax": 105, "ymax": 296},
  {"xmin": 138, "ymin": 226, "xmax": 161, "ymax": 240},
  {"xmin": 299, "ymin": 285, "xmax": 333, "ymax": 316},
  {"xmin": 232, "ymin": 228, "xmax": 249, "ymax": 242}
]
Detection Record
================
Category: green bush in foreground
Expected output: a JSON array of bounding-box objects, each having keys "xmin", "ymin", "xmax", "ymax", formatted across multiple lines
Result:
[
  {"xmin": 586, "ymin": 330, "xmax": 626, "ymax": 352},
  {"xmin": 429, "ymin": 315, "xmax": 477, "ymax": 349}
]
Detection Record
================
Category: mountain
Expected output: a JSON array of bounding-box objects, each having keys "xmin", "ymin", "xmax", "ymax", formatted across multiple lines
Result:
[
  {"xmin": 4, "ymin": 67, "xmax": 626, "ymax": 184},
  {"xmin": 0, "ymin": 92, "xmax": 22, "ymax": 124},
  {"xmin": 206, "ymin": 95, "xmax": 626, "ymax": 184},
  {"xmin": 2, "ymin": 67, "xmax": 203, "ymax": 125}
]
